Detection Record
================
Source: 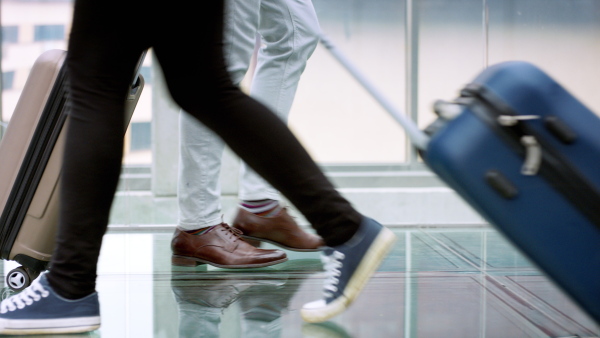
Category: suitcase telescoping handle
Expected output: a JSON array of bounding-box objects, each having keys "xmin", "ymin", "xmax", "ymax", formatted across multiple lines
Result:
[{"xmin": 318, "ymin": 33, "xmax": 430, "ymax": 151}]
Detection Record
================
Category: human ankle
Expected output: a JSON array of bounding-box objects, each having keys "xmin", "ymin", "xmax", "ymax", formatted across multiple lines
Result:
[
  {"xmin": 44, "ymin": 274, "xmax": 92, "ymax": 300},
  {"xmin": 240, "ymin": 199, "xmax": 282, "ymax": 217},
  {"xmin": 184, "ymin": 226, "xmax": 213, "ymax": 235}
]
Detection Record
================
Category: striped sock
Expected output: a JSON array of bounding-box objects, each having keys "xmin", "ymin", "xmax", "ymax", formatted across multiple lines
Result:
[
  {"xmin": 240, "ymin": 199, "xmax": 282, "ymax": 218},
  {"xmin": 185, "ymin": 226, "xmax": 213, "ymax": 235}
]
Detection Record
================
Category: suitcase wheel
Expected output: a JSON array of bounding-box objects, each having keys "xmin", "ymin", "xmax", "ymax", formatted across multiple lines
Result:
[{"xmin": 6, "ymin": 266, "xmax": 39, "ymax": 292}]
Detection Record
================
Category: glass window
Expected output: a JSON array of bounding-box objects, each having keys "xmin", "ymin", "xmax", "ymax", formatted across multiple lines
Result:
[
  {"xmin": 2, "ymin": 71, "xmax": 15, "ymax": 90},
  {"xmin": 2, "ymin": 26, "xmax": 19, "ymax": 44},
  {"xmin": 130, "ymin": 122, "xmax": 151, "ymax": 151},
  {"xmin": 139, "ymin": 66, "xmax": 152, "ymax": 83},
  {"xmin": 33, "ymin": 25, "xmax": 65, "ymax": 41}
]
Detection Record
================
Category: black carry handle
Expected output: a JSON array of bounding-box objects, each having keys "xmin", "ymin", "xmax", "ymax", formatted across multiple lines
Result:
[
  {"xmin": 123, "ymin": 50, "xmax": 147, "ymax": 132},
  {"xmin": 130, "ymin": 49, "xmax": 147, "ymax": 88}
]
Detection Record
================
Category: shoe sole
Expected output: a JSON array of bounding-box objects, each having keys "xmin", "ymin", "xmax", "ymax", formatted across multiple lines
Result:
[
  {"xmin": 171, "ymin": 255, "xmax": 288, "ymax": 269},
  {"xmin": 300, "ymin": 227, "xmax": 397, "ymax": 323},
  {"xmin": 240, "ymin": 235, "xmax": 324, "ymax": 252},
  {"xmin": 0, "ymin": 316, "xmax": 100, "ymax": 335}
]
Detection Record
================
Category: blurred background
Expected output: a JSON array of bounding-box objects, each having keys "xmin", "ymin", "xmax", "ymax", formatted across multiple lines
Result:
[
  {"xmin": 2, "ymin": 0, "xmax": 600, "ymax": 227},
  {"xmin": 2, "ymin": 2, "xmax": 600, "ymax": 336}
]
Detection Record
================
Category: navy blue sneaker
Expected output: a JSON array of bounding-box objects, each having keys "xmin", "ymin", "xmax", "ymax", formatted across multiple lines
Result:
[
  {"xmin": 0, "ymin": 274, "xmax": 100, "ymax": 335},
  {"xmin": 300, "ymin": 217, "xmax": 396, "ymax": 323}
]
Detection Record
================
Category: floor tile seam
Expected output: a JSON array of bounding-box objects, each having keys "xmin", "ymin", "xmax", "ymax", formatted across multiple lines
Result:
[
  {"xmin": 487, "ymin": 276, "xmax": 600, "ymax": 335},
  {"xmin": 412, "ymin": 230, "xmax": 484, "ymax": 271},
  {"xmin": 417, "ymin": 228, "xmax": 590, "ymax": 335}
]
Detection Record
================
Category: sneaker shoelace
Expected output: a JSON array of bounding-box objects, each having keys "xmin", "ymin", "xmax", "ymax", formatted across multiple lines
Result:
[
  {"xmin": 0, "ymin": 280, "xmax": 49, "ymax": 313},
  {"xmin": 321, "ymin": 250, "xmax": 345, "ymax": 298}
]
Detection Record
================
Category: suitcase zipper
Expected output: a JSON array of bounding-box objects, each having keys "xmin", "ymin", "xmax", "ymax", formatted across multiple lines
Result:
[
  {"xmin": 460, "ymin": 84, "xmax": 600, "ymax": 228},
  {"xmin": 497, "ymin": 115, "xmax": 540, "ymax": 126},
  {"xmin": 433, "ymin": 100, "xmax": 543, "ymax": 175}
]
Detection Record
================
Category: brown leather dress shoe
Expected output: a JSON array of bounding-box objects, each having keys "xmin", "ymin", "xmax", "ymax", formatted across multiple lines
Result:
[
  {"xmin": 232, "ymin": 208, "xmax": 325, "ymax": 252},
  {"xmin": 171, "ymin": 223, "xmax": 288, "ymax": 268}
]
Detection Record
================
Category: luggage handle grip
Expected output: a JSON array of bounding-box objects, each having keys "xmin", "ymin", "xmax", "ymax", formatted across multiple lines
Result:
[
  {"xmin": 319, "ymin": 33, "xmax": 430, "ymax": 151},
  {"xmin": 130, "ymin": 49, "xmax": 148, "ymax": 88}
]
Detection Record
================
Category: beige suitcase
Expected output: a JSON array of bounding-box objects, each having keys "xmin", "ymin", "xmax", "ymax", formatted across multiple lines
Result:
[{"xmin": 0, "ymin": 49, "xmax": 145, "ymax": 291}]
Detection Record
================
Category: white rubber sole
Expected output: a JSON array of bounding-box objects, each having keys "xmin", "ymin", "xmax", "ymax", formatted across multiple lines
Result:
[
  {"xmin": 300, "ymin": 227, "xmax": 397, "ymax": 323},
  {"xmin": 0, "ymin": 316, "xmax": 100, "ymax": 335}
]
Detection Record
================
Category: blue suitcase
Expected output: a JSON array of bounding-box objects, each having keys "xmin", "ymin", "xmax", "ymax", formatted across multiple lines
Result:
[
  {"xmin": 424, "ymin": 61, "xmax": 600, "ymax": 324},
  {"xmin": 319, "ymin": 34, "xmax": 600, "ymax": 325}
]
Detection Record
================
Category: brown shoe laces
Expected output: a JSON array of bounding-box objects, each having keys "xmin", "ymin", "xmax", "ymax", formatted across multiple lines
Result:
[
  {"xmin": 279, "ymin": 206, "xmax": 297, "ymax": 220},
  {"xmin": 218, "ymin": 223, "xmax": 243, "ymax": 242}
]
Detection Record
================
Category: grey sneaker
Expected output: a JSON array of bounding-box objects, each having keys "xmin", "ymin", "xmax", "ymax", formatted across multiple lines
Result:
[
  {"xmin": 300, "ymin": 217, "xmax": 396, "ymax": 323},
  {"xmin": 0, "ymin": 274, "xmax": 100, "ymax": 335}
]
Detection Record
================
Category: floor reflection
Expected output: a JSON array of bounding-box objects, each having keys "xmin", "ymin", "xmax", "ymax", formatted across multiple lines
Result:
[
  {"xmin": 171, "ymin": 260, "xmax": 322, "ymax": 338},
  {"xmin": 1, "ymin": 227, "xmax": 598, "ymax": 337}
]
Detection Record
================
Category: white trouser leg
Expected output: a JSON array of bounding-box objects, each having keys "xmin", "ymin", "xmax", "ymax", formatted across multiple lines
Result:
[
  {"xmin": 178, "ymin": 113, "xmax": 226, "ymax": 229},
  {"xmin": 177, "ymin": 0, "xmax": 260, "ymax": 229},
  {"xmin": 238, "ymin": 0, "xmax": 321, "ymax": 201},
  {"xmin": 178, "ymin": 0, "xmax": 321, "ymax": 227}
]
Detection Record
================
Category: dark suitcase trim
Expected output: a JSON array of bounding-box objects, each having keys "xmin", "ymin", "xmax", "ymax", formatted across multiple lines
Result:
[
  {"xmin": 461, "ymin": 84, "xmax": 600, "ymax": 229},
  {"xmin": 0, "ymin": 65, "xmax": 68, "ymax": 265}
]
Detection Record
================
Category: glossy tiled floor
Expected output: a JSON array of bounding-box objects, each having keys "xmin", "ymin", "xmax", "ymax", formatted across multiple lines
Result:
[{"xmin": 1, "ymin": 226, "xmax": 598, "ymax": 338}]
